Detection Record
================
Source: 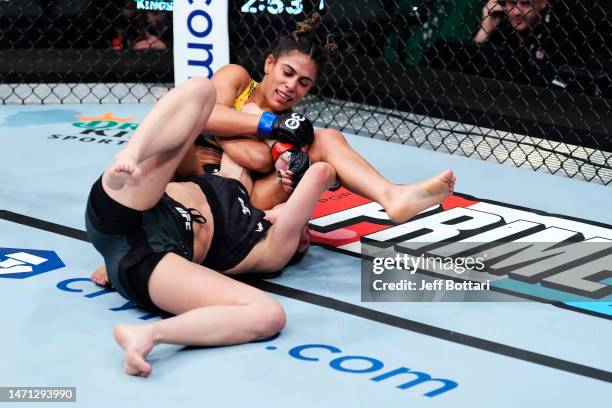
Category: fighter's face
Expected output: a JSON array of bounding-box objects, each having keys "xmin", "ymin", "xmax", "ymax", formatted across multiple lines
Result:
[{"xmin": 263, "ymin": 51, "xmax": 317, "ymax": 112}]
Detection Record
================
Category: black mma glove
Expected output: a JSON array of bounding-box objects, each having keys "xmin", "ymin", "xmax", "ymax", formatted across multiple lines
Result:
[
  {"xmin": 258, "ymin": 111, "xmax": 314, "ymax": 147},
  {"xmin": 271, "ymin": 141, "xmax": 310, "ymax": 188}
]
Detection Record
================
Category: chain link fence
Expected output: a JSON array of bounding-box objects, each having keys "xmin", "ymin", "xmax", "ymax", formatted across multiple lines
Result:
[
  {"xmin": 0, "ymin": 0, "xmax": 173, "ymax": 103},
  {"xmin": 2, "ymin": 1, "xmax": 611, "ymax": 183}
]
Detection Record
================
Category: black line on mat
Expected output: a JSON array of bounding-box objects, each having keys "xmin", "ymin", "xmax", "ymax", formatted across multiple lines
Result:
[
  {"xmin": 252, "ymin": 280, "xmax": 612, "ymax": 384},
  {"xmin": 2, "ymin": 210, "xmax": 611, "ymax": 384},
  {"xmin": 0, "ymin": 210, "xmax": 89, "ymax": 242}
]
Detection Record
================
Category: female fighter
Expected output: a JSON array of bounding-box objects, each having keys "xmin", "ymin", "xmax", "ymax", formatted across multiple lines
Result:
[
  {"xmin": 182, "ymin": 12, "xmax": 456, "ymax": 220},
  {"xmin": 86, "ymin": 78, "xmax": 338, "ymax": 376}
]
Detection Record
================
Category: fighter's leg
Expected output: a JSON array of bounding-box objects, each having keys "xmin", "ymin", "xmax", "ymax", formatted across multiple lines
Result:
[
  {"xmin": 90, "ymin": 150, "xmax": 255, "ymax": 288},
  {"xmin": 308, "ymin": 128, "xmax": 455, "ymax": 223},
  {"xmin": 241, "ymin": 162, "xmax": 336, "ymax": 272},
  {"xmin": 103, "ymin": 77, "xmax": 217, "ymax": 211},
  {"xmin": 113, "ymin": 253, "xmax": 285, "ymax": 376}
]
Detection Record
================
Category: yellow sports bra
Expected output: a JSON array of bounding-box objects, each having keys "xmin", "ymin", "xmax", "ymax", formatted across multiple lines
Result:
[
  {"xmin": 233, "ymin": 79, "xmax": 259, "ymax": 112},
  {"xmin": 200, "ymin": 78, "xmax": 260, "ymax": 149}
]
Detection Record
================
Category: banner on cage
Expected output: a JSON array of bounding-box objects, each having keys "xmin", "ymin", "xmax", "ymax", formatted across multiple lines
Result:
[{"xmin": 173, "ymin": 0, "xmax": 229, "ymax": 84}]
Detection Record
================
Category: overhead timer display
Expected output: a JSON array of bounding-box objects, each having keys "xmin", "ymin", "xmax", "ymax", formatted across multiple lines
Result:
[{"xmin": 239, "ymin": 0, "xmax": 325, "ymax": 15}]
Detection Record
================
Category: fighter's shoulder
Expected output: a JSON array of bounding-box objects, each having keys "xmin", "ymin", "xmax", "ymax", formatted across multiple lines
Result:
[{"xmin": 212, "ymin": 64, "xmax": 252, "ymax": 90}]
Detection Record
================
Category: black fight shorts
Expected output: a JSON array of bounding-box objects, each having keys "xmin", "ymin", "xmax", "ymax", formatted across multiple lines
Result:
[{"xmin": 85, "ymin": 177, "xmax": 196, "ymax": 311}]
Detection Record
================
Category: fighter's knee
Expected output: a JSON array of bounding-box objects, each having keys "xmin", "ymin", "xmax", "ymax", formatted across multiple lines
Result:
[
  {"xmin": 310, "ymin": 128, "xmax": 347, "ymax": 162},
  {"xmin": 315, "ymin": 128, "xmax": 347, "ymax": 145},
  {"xmin": 181, "ymin": 77, "xmax": 217, "ymax": 105},
  {"xmin": 252, "ymin": 299, "xmax": 286, "ymax": 338},
  {"xmin": 308, "ymin": 162, "xmax": 336, "ymax": 184}
]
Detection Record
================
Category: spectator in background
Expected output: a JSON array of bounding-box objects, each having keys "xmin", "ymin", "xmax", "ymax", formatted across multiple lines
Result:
[
  {"xmin": 470, "ymin": 0, "xmax": 609, "ymax": 93},
  {"xmin": 472, "ymin": 0, "xmax": 595, "ymax": 67},
  {"xmin": 113, "ymin": 2, "xmax": 171, "ymax": 50},
  {"xmin": 474, "ymin": 0, "xmax": 548, "ymax": 46},
  {"xmin": 133, "ymin": 10, "xmax": 171, "ymax": 50}
]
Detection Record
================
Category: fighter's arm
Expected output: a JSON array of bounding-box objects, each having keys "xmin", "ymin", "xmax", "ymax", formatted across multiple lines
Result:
[
  {"xmin": 208, "ymin": 65, "xmax": 312, "ymax": 175},
  {"xmin": 207, "ymin": 64, "xmax": 314, "ymax": 146},
  {"xmin": 181, "ymin": 64, "xmax": 313, "ymax": 175},
  {"xmin": 174, "ymin": 67, "xmax": 256, "ymax": 179},
  {"xmin": 208, "ymin": 66, "xmax": 273, "ymax": 172},
  {"xmin": 173, "ymin": 64, "xmax": 271, "ymax": 176},
  {"xmin": 205, "ymin": 64, "xmax": 262, "ymax": 138},
  {"xmin": 216, "ymin": 136, "xmax": 273, "ymax": 174}
]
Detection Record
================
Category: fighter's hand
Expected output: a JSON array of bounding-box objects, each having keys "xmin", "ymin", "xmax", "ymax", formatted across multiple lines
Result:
[
  {"xmin": 258, "ymin": 111, "xmax": 314, "ymax": 147},
  {"xmin": 272, "ymin": 142, "xmax": 310, "ymax": 193}
]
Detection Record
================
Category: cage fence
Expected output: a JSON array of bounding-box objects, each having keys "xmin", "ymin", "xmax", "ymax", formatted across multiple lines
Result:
[{"xmin": 1, "ymin": 0, "xmax": 610, "ymax": 183}]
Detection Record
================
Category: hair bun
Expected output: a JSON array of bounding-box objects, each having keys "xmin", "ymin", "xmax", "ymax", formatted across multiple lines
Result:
[
  {"xmin": 291, "ymin": 12, "xmax": 322, "ymax": 43},
  {"xmin": 270, "ymin": 12, "xmax": 338, "ymax": 71}
]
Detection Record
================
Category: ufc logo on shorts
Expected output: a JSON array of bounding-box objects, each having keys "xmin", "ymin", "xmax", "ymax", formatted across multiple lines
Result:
[
  {"xmin": 175, "ymin": 207, "xmax": 192, "ymax": 231},
  {"xmin": 284, "ymin": 113, "xmax": 306, "ymax": 130}
]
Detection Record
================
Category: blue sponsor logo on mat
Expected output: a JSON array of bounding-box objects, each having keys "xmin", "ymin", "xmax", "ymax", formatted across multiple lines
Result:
[
  {"xmin": 262, "ymin": 343, "xmax": 459, "ymax": 398},
  {"xmin": 0, "ymin": 248, "xmax": 65, "ymax": 279},
  {"xmin": 258, "ymin": 335, "xmax": 458, "ymax": 398}
]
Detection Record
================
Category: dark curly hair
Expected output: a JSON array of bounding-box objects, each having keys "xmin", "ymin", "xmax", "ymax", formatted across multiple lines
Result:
[{"xmin": 267, "ymin": 13, "xmax": 339, "ymax": 76}]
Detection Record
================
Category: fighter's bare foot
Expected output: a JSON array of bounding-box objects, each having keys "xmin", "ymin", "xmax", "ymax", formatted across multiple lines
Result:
[
  {"xmin": 105, "ymin": 154, "xmax": 142, "ymax": 190},
  {"xmin": 91, "ymin": 266, "xmax": 109, "ymax": 287},
  {"xmin": 383, "ymin": 170, "xmax": 456, "ymax": 223},
  {"xmin": 113, "ymin": 324, "xmax": 156, "ymax": 377}
]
